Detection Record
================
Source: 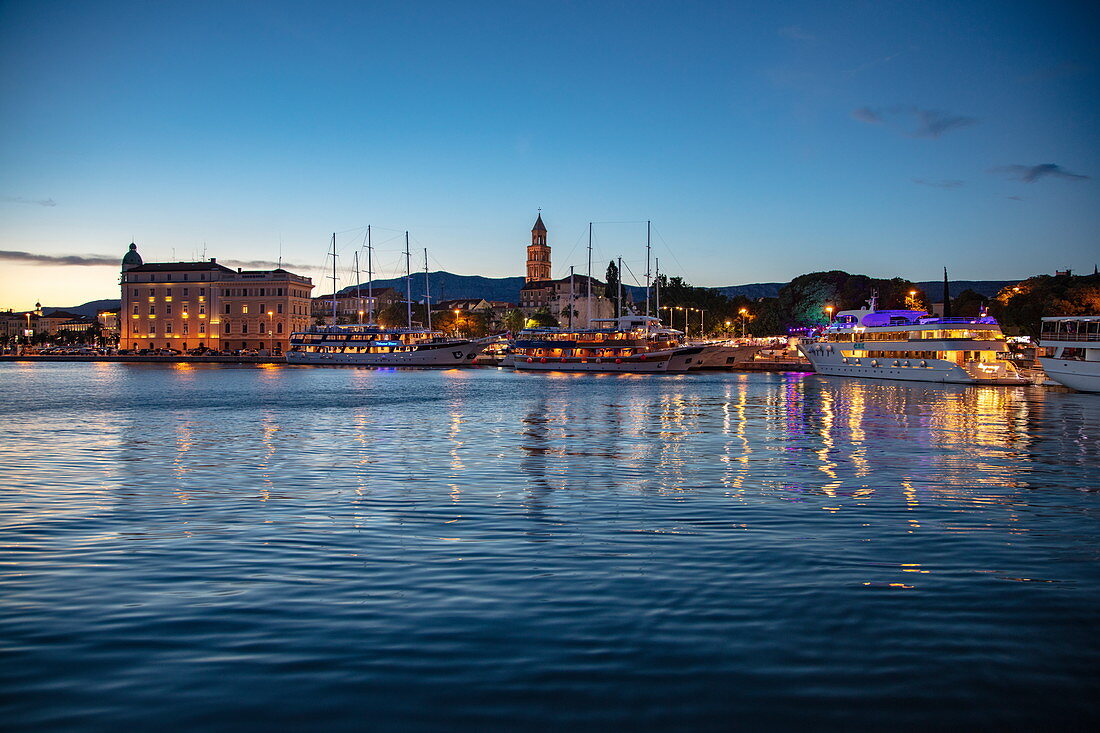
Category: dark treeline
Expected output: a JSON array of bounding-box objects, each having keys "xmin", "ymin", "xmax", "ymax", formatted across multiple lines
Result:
[{"xmin": 990, "ymin": 272, "xmax": 1100, "ymax": 339}]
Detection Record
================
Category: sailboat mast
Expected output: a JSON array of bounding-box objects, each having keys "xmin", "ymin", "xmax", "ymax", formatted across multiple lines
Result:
[
  {"xmin": 617, "ymin": 256, "xmax": 623, "ymax": 319},
  {"xmin": 405, "ymin": 231, "xmax": 412, "ymax": 329},
  {"xmin": 366, "ymin": 225, "xmax": 374, "ymax": 323},
  {"xmin": 330, "ymin": 232, "xmax": 338, "ymax": 322},
  {"xmin": 354, "ymin": 250, "xmax": 361, "ymax": 323},
  {"xmin": 423, "ymin": 248, "xmax": 432, "ymax": 332},
  {"xmin": 587, "ymin": 222, "xmax": 592, "ymax": 326},
  {"xmin": 645, "ymin": 220, "xmax": 651, "ymax": 317}
]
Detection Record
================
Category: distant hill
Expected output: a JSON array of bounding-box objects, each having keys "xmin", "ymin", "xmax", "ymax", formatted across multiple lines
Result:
[
  {"xmin": 338, "ymin": 273, "xmax": 526, "ymax": 304},
  {"xmin": 913, "ymin": 280, "xmax": 1015, "ymax": 300},
  {"xmin": 44, "ymin": 299, "xmax": 120, "ymax": 317}
]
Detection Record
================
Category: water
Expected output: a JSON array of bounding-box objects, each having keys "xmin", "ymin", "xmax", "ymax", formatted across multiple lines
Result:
[{"xmin": 1, "ymin": 363, "xmax": 1098, "ymax": 730}]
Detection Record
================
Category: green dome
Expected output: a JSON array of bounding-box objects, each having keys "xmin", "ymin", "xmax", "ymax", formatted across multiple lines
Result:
[{"xmin": 122, "ymin": 242, "xmax": 142, "ymax": 270}]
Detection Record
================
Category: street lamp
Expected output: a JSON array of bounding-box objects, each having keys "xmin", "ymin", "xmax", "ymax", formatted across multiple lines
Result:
[
  {"xmin": 824, "ymin": 305, "xmax": 834, "ymax": 323},
  {"xmin": 453, "ymin": 309, "xmax": 462, "ymax": 336},
  {"xmin": 739, "ymin": 307, "xmax": 748, "ymax": 338},
  {"xmin": 725, "ymin": 320, "xmax": 732, "ymax": 338}
]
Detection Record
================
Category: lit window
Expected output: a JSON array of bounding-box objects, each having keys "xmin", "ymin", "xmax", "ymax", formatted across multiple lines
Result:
[{"xmin": 242, "ymin": 305, "xmax": 249, "ymax": 314}]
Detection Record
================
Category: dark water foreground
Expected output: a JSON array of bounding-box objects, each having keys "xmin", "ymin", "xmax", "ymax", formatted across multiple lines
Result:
[{"xmin": 1, "ymin": 363, "xmax": 1097, "ymax": 730}]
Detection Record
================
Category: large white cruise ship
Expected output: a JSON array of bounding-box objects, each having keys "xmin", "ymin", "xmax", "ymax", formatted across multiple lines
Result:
[
  {"xmin": 798, "ymin": 297, "xmax": 1027, "ymax": 385},
  {"xmin": 286, "ymin": 325, "xmax": 491, "ymax": 367},
  {"xmin": 1038, "ymin": 316, "xmax": 1100, "ymax": 393}
]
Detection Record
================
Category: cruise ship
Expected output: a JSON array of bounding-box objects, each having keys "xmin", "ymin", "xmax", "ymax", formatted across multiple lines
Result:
[
  {"xmin": 1038, "ymin": 316, "xmax": 1100, "ymax": 393},
  {"xmin": 508, "ymin": 315, "xmax": 710, "ymax": 373},
  {"xmin": 286, "ymin": 325, "xmax": 491, "ymax": 367},
  {"xmin": 799, "ymin": 297, "xmax": 1027, "ymax": 385}
]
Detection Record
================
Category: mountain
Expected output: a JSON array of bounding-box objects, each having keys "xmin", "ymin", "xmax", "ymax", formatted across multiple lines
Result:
[
  {"xmin": 337, "ymin": 273, "xmax": 526, "ymax": 303},
  {"xmin": 912, "ymin": 280, "xmax": 1015, "ymax": 300},
  {"xmin": 44, "ymin": 299, "xmax": 121, "ymax": 317}
]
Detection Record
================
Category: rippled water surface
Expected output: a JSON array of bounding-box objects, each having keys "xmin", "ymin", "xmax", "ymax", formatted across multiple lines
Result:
[{"xmin": 1, "ymin": 363, "xmax": 1098, "ymax": 730}]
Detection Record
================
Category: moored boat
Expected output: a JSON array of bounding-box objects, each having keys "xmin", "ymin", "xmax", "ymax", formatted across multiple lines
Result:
[
  {"xmin": 1037, "ymin": 316, "xmax": 1100, "ymax": 393},
  {"xmin": 799, "ymin": 296, "xmax": 1027, "ymax": 385},
  {"xmin": 509, "ymin": 315, "xmax": 709, "ymax": 373}
]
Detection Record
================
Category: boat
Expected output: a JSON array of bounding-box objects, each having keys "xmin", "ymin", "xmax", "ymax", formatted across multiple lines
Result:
[
  {"xmin": 286, "ymin": 230, "xmax": 491, "ymax": 367},
  {"xmin": 286, "ymin": 325, "xmax": 491, "ymax": 366},
  {"xmin": 685, "ymin": 340, "xmax": 765, "ymax": 369},
  {"xmin": 798, "ymin": 295, "xmax": 1027, "ymax": 385},
  {"xmin": 1037, "ymin": 316, "xmax": 1100, "ymax": 393},
  {"xmin": 509, "ymin": 314, "xmax": 710, "ymax": 373}
]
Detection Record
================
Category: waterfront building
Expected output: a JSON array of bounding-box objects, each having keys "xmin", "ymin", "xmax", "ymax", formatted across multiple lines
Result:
[
  {"xmin": 311, "ymin": 288, "xmax": 401, "ymax": 324},
  {"xmin": 0, "ymin": 306, "xmax": 85, "ymax": 340},
  {"xmin": 119, "ymin": 243, "xmax": 314, "ymax": 352}
]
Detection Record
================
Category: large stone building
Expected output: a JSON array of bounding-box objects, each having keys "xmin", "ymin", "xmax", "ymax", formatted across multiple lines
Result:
[
  {"xmin": 518, "ymin": 214, "xmax": 614, "ymax": 326},
  {"xmin": 120, "ymin": 243, "xmax": 314, "ymax": 353}
]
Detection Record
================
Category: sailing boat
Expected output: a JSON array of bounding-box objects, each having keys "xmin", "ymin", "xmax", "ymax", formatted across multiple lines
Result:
[{"xmin": 286, "ymin": 231, "xmax": 493, "ymax": 367}]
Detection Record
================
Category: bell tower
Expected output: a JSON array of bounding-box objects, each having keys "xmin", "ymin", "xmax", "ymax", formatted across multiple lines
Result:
[{"xmin": 526, "ymin": 212, "xmax": 551, "ymax": 282}]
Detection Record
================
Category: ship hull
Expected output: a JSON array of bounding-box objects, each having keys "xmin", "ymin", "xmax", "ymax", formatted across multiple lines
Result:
[
  {"xmin": 1038, "ymin": 357, "xmax": 1100, "ymax": 393},
  {"xmin": 512, "ymin": 347, "xmax": 704, "ymax": 373},
  {"xmin": 799, "ymin": 348, "xmax": 1027, "ymax": 385},
  {"xmin": 286, "ymin": 340, "xmax": 487, "ymax": 367}
]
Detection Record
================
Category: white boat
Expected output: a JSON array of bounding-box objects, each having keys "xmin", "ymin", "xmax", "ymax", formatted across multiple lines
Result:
[
  {"xmin": 286, "ymin": 325, "xmax": 490, "ymax": 366},
  {"xmin": 686, "ymin": 340, "xmax": 765, "ymax": 369},
  {"xmin": 509, "ymin": 315, "xmax": 711, "ymax": 373},
  {"xmin": 1038, "ymin": 316, "xmax": 1100, "ymax": 393},
  {"xmin": 798, "ymin": 296, "xmax": 1027, "ymax": 385}
]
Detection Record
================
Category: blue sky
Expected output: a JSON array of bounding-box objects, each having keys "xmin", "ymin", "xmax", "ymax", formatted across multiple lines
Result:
[{"xmin": 1, "ymin": 0, "xmax": 1097, "ymax": 309}]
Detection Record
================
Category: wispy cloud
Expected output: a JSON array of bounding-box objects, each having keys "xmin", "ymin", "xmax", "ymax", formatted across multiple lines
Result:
[
  {"xmin": 843, "ymin": 50, "xmax": 904, "ymax": 75},
  {"xmin": 0, "ymin": 251, "xmax": 320, "ymax": 270},
  {"xmin": 2, "ymin": 196, "xmax": 56, "ymax": 207},
  {"xmin": 0, "ymin": 250, "xmax": 116, "ymax": 266},
  {"xmin": 913, "ymin": 178, "xmax": 964, "ymax": 189},
  {"xmin": 851, "ymin": 106, "xmax": 882, "ymax": 124},
  {"xmin": 992, "ymin": 163, "xmax": 1090, "ymax": 183},
  {"xmin": 851, "ymin": 105, "xmax": 977, "ymax": 138},
  {"xmin": 778, "ymin": 25, "xmax": 814, "ymax": 41}
]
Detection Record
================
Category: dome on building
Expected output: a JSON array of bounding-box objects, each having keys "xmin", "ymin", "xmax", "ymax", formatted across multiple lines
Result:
[{"xmin": 122, "ymin": 242, "xmax": 143, "ymax": 270}]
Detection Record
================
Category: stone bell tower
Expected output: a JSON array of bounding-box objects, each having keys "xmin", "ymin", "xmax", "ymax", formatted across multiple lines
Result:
[{"xmin": 526, "ymin": 212, "xmax": 551, "ymax": 282}]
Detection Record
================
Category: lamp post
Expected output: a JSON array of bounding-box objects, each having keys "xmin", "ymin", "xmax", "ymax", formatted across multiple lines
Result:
[
  {"xmin": 696, "ymin": 308, "xmax": 706, "ymax": 338},
  {"xmin": 725, "ymin": 320, "xmax": 732, "ymax": 338},
  {"xmin": 453, "ymin": 309, "xmax": 462, "ymax": 336},
  {"xmin": 739, "ymin": 308, "xmax": 748, "ymax": 338},
  {"xmin": 825, "ymin": 305, "xmax": 834, "ymax": 323},
  {"xmin": 906, "ymin": 290, "xmax": 918, "ymax": 310}
]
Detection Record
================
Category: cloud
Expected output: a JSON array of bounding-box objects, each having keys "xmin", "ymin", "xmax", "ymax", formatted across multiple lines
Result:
[
  {"xmin": 913, "ymin": 109, "xmax": 977, "ymax": 138},
  {"xmin": 2, "ymin": 196, "xmax": 56, "ymax": 207},
  {"xmin": 913, "ymin": 178, "xmax": 964, "ymax": 189},
  {"xmin": 851, "ymin": 105, "xmax": 977, "ymax": 138},
  {"xmin": 851, "ymin": 106, "xmax": 882, "ymax": 124},
  {"xmin": 843, "ymin": 50, "xmax": 904, "ymax": 75},
  {"xmin": 778, "ymin": 25, "xmax": 814, "ymax": 41},
  {"xmin": 992, "ymin": 163, "xmax": 1090, "ymax": 183},
  {"xmin": 0, "ymin": 250, "xmax": 320, "ymax": 270}
]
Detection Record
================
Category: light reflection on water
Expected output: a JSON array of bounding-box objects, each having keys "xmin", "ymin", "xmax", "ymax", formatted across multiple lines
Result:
[{"xmin": 0, "ymin": 363, "xmax": 1098, "ymax": 730}]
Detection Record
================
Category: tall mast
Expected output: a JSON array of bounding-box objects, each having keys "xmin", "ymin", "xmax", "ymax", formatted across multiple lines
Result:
[
  {"xmin": 645, "ymin": 220, "xmax": 651, "ymax": 316},
  {"xmin": 617, "ymin": 256, "xmax": 623, "ymax": 318},
  {"xmin": 586, "ymin": 222, "xmax": 592, "ymax": 326},
  {"xmin": 423, "ymin": 248, "xmax": 432, "ymax": 332},
  {"xmin": 405, "ymin": 231, "xmax": 412, "ymax": 328},
  {"xmin": 366, "ymin": 225, "xmax": 374, "ymax": 323},
  {"xmin": 354, "ymin": 250, "xmax": 361, "ymax": 323},
  {"xmin": 330, "ymin": 232, "xmax": 338, "ymax": 322}
]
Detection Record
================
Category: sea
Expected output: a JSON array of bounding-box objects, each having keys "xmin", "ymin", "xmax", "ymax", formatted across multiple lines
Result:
[{"xmin": 1, "ymin": 363, "xmax": 1097, "ymax": 730}]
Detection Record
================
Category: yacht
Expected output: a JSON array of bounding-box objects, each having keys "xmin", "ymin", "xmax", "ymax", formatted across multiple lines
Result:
[
  {"xmin": 286, "ymin": 325, "xmax": 490, "ymax": 366},
  {"xmin": 508, "ymin": 315, "xmax": 709, "ymax": 373},
  {"xmin": 1038, "ymin": 316, "xmax": 1100, "ymax": 393},
  {"xmin": 799, "ymin": 296, "xmax": 1027, "ymax": 385}
]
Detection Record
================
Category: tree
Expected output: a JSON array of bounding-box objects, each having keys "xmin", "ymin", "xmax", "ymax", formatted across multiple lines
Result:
[
  {"xmin": 604, "ymin": 260, "xmax": 621, "ymax": 316},
  {"xmin": 376, "ymin": 303, "xmax": 407, "ymax": 328},
  {"xmin": 990, "ymin": 272, "xmax": 1100, "ymax": 338},
  {"xmin": 503, "ymin": 309, "xmax": 526, "ymax": 334},
  {"xmin": 527, "ymin": 309, "xmax": 558, "ymax": 328}
]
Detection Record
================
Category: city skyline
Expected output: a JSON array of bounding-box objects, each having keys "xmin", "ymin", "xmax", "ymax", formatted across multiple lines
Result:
[{"xmin": 2, "ymin": 0, "xmax": 1098, "ymax": 310}]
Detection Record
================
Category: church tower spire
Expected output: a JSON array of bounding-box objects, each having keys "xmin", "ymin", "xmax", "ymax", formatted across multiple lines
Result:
[{"xmin": 526, "ymin": 211, "xmax": 551, "ymax": 282}]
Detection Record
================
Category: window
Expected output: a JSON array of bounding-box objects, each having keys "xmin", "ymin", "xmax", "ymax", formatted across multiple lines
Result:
[
  {"xmin": 259, "ymin": 303, "xmax": 265, "ymax": 314},
  {"xmin": 242, "ymin": 305, "xmax": 249, "ymax": 314},
  {"xmin": 167, "ymin": 289, "xmax": 173, "ymax": 297},
  {"xmin": 132, "ymin": 305, "xmax": 139, "ymax": 315},
  {"xmin": 149, "ymin": 324, "xmax": 157, "ymax": 334},
  {"xmin": 132, "ymin": 289, "xmax": 138, "ymax": 296},
  {"xmin": 165, "ymin": 323, "xmax": 173, "ymax": 333},
  {"xmin": 241, "ymin": 323, "xmax": 249, "ymax": 334},
  {"xmin": 199, "ymin": 305, "xmax": 205, "ymax": 314},
  {"xmin": 182, "ymin": 323, "xmax": 189, "ymax": 335},
  {"xmin": 183, "ymin": 275, "xmax": 188, "ymax": 281},
  {"xmin": 149, "ymin": 306, "xmax": 155, "ymax": 315},
  {"xmin": 166, "ymin": 305, "xmax": 172, "ymax": 315},
  {"xmin": 223, "ymin": 322, "xmax": 231, "ymax": 334},
  {"xmin": 149, "ymin": 289, "xmax": 154, "ymax": 296},
  {"xmin": 277, "ymin": 303, "xmax": 283, "ymax": 314},
  {"xmin": 199, "ymin": 323, "xmax": 206, "ymax": 334},
  {"xmin": 278, "ymin": 288, "xmax": 284, "ymax": 296},
  {"xmin": 200, "ymin": 288, "xmax": 205, "ymax": 296},
  {"xmin": 224, "ymin": 303, "xmax": 231, "ymax": 314},
  {"xmin": 260, "ymin": 288, "xmax": 265, "ymax": 297},
  {"xmin": 183, "ymin": 288, "xmax": 189, "ymax": 296},
  {"xmin": 277, "ymin": 322, "xmax": 283, "ymax": 334}
]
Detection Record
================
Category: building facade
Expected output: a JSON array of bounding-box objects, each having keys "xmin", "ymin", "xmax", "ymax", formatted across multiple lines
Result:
[
  {"xmin": 518, "ymin": 216, "xmax": 613, "ymax": 325},
  {"xmin": 120, "ymin": 243, "xmax": 314, "ymax": 352},
  {"xmin": 526, "ymin": 214, "xmax": 551, "ymax": 282}
]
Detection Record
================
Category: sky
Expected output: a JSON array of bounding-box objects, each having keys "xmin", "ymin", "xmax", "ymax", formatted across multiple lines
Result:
[{"xmin": 1, "ymin": 0, "xmax": 1097, "ymax": 310}]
